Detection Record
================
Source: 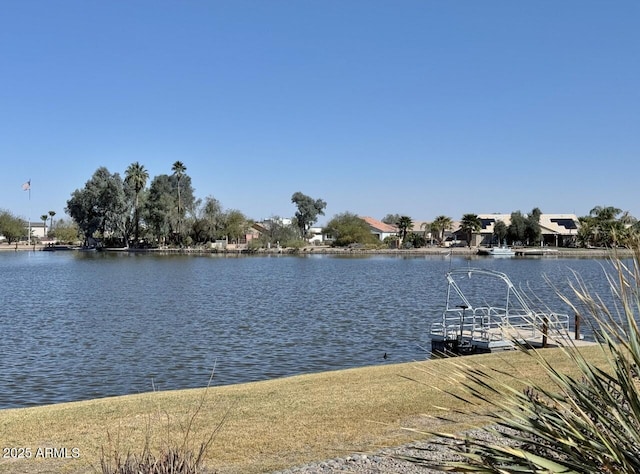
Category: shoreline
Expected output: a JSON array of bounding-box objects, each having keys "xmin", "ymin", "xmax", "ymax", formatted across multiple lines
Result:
[
  {"xmin": 0, "ymin": 242, "xmax": 633, "ymax": 259},
  {"xmin": 0, "ymin": 347, "xmax": 607, "ymax": 473}
]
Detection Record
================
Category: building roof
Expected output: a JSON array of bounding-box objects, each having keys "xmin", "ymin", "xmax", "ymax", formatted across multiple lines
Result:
[
  {"xmin": 410, "ymin": 220, "xmax": 431, "ymax": 233},
  {"xmin": 360, "ymin": 216, "xmax": 398, "ymax": 233},
  {"xmin": 477, "ymin": 214, "xmax": 512, "ymax": 233},
  {"xmin": 539, "ymin": 214, "xmax": 579, "ymax": 234}
]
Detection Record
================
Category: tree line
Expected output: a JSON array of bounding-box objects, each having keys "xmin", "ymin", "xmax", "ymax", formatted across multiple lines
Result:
[
  {"xmin": 63, "ymin": 161, "xmax": 257, "ymax": 248},
  {"xmin": 41, "ymin": 162, "xmax": 326, "ymax": 249},
  {"xmin": 0, "ymin": 162, "xmax": 637, "ymax": 250}
]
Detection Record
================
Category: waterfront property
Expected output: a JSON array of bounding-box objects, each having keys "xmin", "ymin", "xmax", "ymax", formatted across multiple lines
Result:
[{"xmin": 466, "ymin": 213, "xmax": 580, "ymax": 247}]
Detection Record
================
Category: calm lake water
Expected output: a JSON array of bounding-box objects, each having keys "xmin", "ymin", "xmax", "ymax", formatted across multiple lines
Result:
[{"xmin": 0, "ymin": 251, "xmax": 627, "ymax": 409}]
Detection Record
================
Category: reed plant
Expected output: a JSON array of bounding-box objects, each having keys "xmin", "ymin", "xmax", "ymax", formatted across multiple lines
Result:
[
  {"xmin": 404, "ymin": 242, "xmax": 640, "ymax": 473},
  {"xmin": 100, "ymin": 369, "xmax": 228, "ymax": 474}
]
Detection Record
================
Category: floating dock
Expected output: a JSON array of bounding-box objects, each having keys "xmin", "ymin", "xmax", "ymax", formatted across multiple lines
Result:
[{"xmin": 429, "ymin": 268, "xmax": 590, "ymax": 356}]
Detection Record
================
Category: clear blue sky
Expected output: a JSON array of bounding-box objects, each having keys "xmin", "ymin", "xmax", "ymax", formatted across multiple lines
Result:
[{"xmin": 1, "ymin": 1, "xmax": 638, "ymax": 226}]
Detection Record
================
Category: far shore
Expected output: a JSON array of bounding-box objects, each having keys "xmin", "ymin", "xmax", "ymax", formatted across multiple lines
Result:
[{"xmin": 0, "ymin": 241, "xmax": 633, "ymax": 259}]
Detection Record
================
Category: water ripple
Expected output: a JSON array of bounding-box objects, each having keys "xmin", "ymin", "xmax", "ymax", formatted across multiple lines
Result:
[{"xmin": 0, "ymin": 252, "xmax": 622, "ymax": 408}]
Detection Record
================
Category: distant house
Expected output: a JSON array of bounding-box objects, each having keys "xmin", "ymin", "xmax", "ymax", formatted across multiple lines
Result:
[
  {"xmin": 410, "ymin": 220, "xmax": 430, "ymax": 236},
  {"xmin": 469, "ymin": 213, "xmax": 579, "ymax": 247},
  {"xmin": 27, "ymin": 222, "xmax": 47, "ymax": 240},
  {"xmin": 539, "ymin": 214, "xmax": 579, "ymax": 247},
  {"xmin": 475, "ymin": 214, "xmax": 512, "ymax": 246},
  {"xmin": 251, "ymin": 218, "xmax": 326, "ymax": 245},
  {"xmin": 307, "ymin": 226, "xmax": 324, "ymax": 244},
  {"xmin": 360, "ymin": 216, "xmax": 398, "ymax": 241}
]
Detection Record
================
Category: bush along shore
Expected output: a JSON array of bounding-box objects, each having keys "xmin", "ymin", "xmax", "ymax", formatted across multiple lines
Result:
[{"xmin": 3, "ymin": 241, "xmax": 633, "ymax": 259}]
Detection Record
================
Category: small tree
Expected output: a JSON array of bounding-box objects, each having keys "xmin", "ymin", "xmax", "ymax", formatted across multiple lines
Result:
[
  {"xmin": 323, "ymin": 213, "xmax": 377, "ymax": 247},
  {"xmin": 0, "ymin": 210, "xmax": 27, "ymax": 243},
  {"xmin": 51, "ymin": 218, "xmax": 79, "ymax": 244},
  {"xmin": 406, "ymin": 232, "xmax": 426, "ymax": 248},
  {"xmin": 222, "ymin": 209, "xmax": 249, "ymax": 244}
]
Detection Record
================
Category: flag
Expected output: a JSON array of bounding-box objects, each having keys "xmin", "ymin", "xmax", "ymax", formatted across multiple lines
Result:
[{"xmin": 22, "ymin": 180, "xmax": 30, "ymax": 191}]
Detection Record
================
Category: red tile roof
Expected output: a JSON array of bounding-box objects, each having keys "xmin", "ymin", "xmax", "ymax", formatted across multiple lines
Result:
[{"xmin": 360, "ymin": 216, "xmax": 398, "ymax": 233}]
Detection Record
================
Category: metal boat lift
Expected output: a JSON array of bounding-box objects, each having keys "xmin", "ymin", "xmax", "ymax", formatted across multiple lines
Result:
[{"xmin": 429, "ymin": 268, "xmax": 572, "ymax": 355}]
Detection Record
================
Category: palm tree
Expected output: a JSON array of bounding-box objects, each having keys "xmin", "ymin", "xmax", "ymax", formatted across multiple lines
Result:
[
  {"xmin": 589, "ymin": 206, "xmax": 623, "ymax": 247},
  {"xmin": 619, "ymin": 210, "xmax": 637, "ymax": 226},
  {"xmin": 40, "ymin": 214, "xmax": 48, "ymax": 238},
  {"xmin": 460, "ymin": 213, "xmax": 482, "ymax": 248},
  {"xmin": 125, "ymin": 162, "xmax": 149, "ymax": 244},
  {"xmin": 48, "ymin": 210, "xmax": 56, "ymax": 233},
  {"xmin": 396, "ymin": 216, "xmax": 413, "ymax": 246},
  {"xmin": 432, "ymin": 215, "xmax": 453, "ymax": 245},
  {"xmin": 420, "ymin": 221, "xmax": 432, "ymax": 245},
  {"xmin": 171, "ymin": 161, "xmax": 187, "ymax": 244},
  {"xmin": 590, "ymin": 205, "xmax": 622, "ymax": 222}
]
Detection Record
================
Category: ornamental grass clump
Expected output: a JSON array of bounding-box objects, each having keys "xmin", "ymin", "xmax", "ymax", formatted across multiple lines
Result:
[
  {"xmin": 100, "ymin": 369, "xmax": 228, "ymax": 474},
  {"xmin": 406, "ymin": 243, "xmax": 640, "ymax": 473}
]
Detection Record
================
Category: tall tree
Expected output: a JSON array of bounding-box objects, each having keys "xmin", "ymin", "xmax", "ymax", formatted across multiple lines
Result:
[
  {"xmin": 144, "ymin": 175, "xmax": 174, "ymax": 245},
  {"xmin": 48, "ymin": 211, "xmax": 56, "ymax": 233},
  {"xmin": 382, "ymin": 214, "xmax": 402, "ymax": 226},
  {"xmin": 172, "ymin": 161, "xmax": 187, "ymax": 243},
  {"xmin": 66, "ymin": 167, "xmax": 128, "ymax": 246},
  {"xmin": 291, "ymin": 192, "xmax": 327, "ymax": 239},
  {"xmin": 432, "ymin": 215, "xmax": 453, "ymax": 245},
  {"xmin": 125, "ymin": 162, "xmax": 149, "ymax": 244},
  {"xmin": 40, "ymin": 214, "xmax": 48, "ymax": 237},
  {"xmin": 493, "ymin": 220, "xmax": 508, "ymax": 246},
  {"xmin": 460, "ymin": 213, "xmax": 482, "ymax": 248},
  {"xmin": 590, "ymin": 205, "xmax": 622, "ymax": 222},
  {"xmin": 525, "ymin": 207, "xmax": 542, "ymax": 246},
  {"xmin": 507, "ymin": 211, "xmax": 528, "ymax": 244}
]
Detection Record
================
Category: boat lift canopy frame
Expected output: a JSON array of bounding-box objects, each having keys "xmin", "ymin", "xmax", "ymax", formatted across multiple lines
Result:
[{"xmin": 431, "ymin": 268, "xmax": 570, "ymax": 353}]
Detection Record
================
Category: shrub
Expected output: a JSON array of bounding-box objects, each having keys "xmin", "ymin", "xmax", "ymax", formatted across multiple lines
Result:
[{"xmin": 101, "ymin": 370, "xmax": 227, "ymax": 474}]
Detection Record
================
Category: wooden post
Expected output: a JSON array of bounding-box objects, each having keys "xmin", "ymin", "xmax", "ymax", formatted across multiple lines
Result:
[
  {"xmin": 542, "ymin": 316, "xmax": 548, "ymax": 348},
  {"xmin": 575, "ymin": 313, "xmax": 581, "ymax": 340}
]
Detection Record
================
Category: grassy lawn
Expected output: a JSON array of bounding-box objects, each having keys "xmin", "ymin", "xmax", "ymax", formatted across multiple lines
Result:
[{"xmin": 0, "ymin": 345, "xmax": 605, "ymax": 474}]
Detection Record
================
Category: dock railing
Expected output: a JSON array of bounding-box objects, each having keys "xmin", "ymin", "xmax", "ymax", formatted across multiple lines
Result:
[{"xmin": 429, "ymin": 268, "xmax": 572, "ymax": 352}]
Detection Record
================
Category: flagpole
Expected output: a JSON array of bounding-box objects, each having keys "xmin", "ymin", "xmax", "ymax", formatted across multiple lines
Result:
[{"xmin": 29, "ymin": 184, "xmax": 31, "ymax": 247}]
